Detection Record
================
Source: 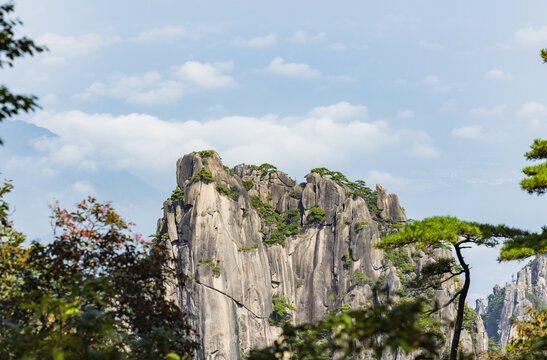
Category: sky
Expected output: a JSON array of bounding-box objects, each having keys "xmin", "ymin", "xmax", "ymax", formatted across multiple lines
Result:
[{"xmin": 1, "ymin": 0, "xmax": 546, "ymax": 305}]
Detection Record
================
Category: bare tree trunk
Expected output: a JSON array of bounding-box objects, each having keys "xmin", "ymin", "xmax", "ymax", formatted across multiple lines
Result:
[{"xmin": 450, "ymin": 244, "xmax": 470, "ymax": 360}]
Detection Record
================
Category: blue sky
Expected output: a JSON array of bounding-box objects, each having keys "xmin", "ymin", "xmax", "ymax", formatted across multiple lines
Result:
[{"xmin": 1, "ymin": 0, "xmax": 546, "ymax": 303}]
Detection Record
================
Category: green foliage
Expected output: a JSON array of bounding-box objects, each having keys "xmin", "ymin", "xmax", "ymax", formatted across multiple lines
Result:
[
  {"xmin": 375, "ymin": 216, "xmax": 514, "ymax": 360},
  {"xmin": 310, "ymin": 168, "xmax": 380, "ymax": 217},
  {"xmin": 216, "ymin": 185, "xmax": 240, "ymax": 201},
  {"xmin": 521, "ymin": 140, "xmax": 547, "ymax": 195},
  {"xmin": 524, "ymin": 290, "xmax": 547, "ymax": 312},
  {"xmin": 483, "ymin": 287, "xmax": 506, "ymax": 342},
  {"xmin": 344, "ymin": 219, "xmax": 351, "ymax": 225},
  {"xmin": 352, "ymin": 272, "xmax": 373, "ymax": 286},
  {"xmin": 462, "ymin": 303, "xmax": 478, "ymax": 338},
  {"xmin": 248, "ymin": 296, "xmax": 442, "ymax": 360},
  {"xmin": 341, "ymin": 253, "xmax": 351, "ymax": 269},
  {"xmin": 189, "ymin": 167, "xmax": 214, "ymax": 183},
  {"xmin": 197, "ymin": 258, "xmax": 221, "ymax": 277},
  {"xmin": 376, "ymin": 216, "xmax": 501, "ymax": 249},
  {"xmin": 170, "ymin": 188, "xmax": 185, "ymax": 202},
  {"xmin": 542, "ymin": 49, "xmax": 547, "ymax": 63},
  {"xmin": 496, "ymin": 138, "xmax": 547, "ymax": 260},
  {"xmin": 0, "ymin": 181, "xmax": 27, "ymax": 299},
  {"xmin": 238, "ymin": 243, "xmax": 259, "ymax": 252},
  {"xmin": 487, "ymin": 337, "xmax": 503, "ymax": 356},
  {"xmin": 499, "ymin": 226, "xmax": 547, "ymax": 261},
  {"xmin": 384, "ymin": 249, "xmax": 414, "ymax": 293},
  {"xmin": 354, "ymin": 221, "xmax": 366, "ymax": 232},
  {"xmin": 0, "ymin": 195, "xmax": 198, "ymax": 359},
  {"xmin": 250, "ymin": 196, "xmax": 301, "ymax": 246},
  {"xmin": 0, "ymin": 2, "xmax": 46, "ymax": 145},
  {"xmin": 406, "ymin": 257, "xmax": 456, "ymax": 295},
  {"xmin": 269, "ymin": 296, "xmax": 297, "ymax": 326},
  {"xmin": 250, "ymin": 163, "xmax": 278, "ymax": 175},
  {"xmin": 258, "ymin": 163, "xmax": 277, "ymax": 173},
  {"xmin": 308, "ymin": 207, "xmax": 326, "ymax": 224},
  {"xmin": 487, "ymin": 307, "xmax": 547, "ymax": 360},
  {"xmin": 243, "ymin": 180, "xmax": 254, "ymax": 191},
  {"xmin": 288, "ymin": 190, "xmax": 302, "ymax": 200},
  {"xmin": 194, "ymin": 150, "xmax": 213, "ymax": 158}
]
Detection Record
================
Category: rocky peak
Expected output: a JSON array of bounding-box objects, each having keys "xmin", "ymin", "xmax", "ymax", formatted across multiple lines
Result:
[
  {"xmin": 158, "ymin": 151, "xmax": 488, "ymax": 359},
  {"xmin": 376, "ymin": 184, "xmax": 407, "ymax": 222},
  {"xmin": 481, "ymin": 255, "xmax": 547, "ymax": 349},
  {"xmin": 476, "ymin": 298, "xmax": 486, "ymax": 317}
]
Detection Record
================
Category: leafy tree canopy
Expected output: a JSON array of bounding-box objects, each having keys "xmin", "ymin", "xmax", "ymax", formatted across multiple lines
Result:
[
  {"xmin": 0, "ymin": 185, "xmax": 197, "ymax": 359},
  {"xmin": 520, "ymin": 138, "xmax": 547, "ymax": 195},
  {"xmin": 497, "ymin": 137, "xmax": 547, "ymax": 261},
  {"xmin": 248, "ymin": 296, "xmax": 442, "ymax": 360}
]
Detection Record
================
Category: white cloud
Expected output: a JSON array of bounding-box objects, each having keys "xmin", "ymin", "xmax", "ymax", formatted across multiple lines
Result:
[
  {"xmin": 233, "ymin": 34, "xmax": 277, "ymax": 48},
  {"xmin": 486, "ymin": 69, "xmax": 512, "ymax": 80},
  {"xmin": 328, "ymin": 42, "xmax": 347, "ymax": 51},
  {"xmin": 262, "ymin": 57, "xmax": 322, "ymax": 78},
  {"xmin": 325, "ymin": 75, "xmax": 357, "ymax": 82},
  {"xmin": 441, "ymin": 99, "xmax": 456, "ymax": 112},
  {"xmin": 407, "ymin": 143, "xmax": 438, "ymax": 158},
  {"xmin": 71, "ymin": 180, "xmax": 95, "ymax": 195},
  {"xmin": 207, "ymin": 104, "xmax": 225, "ymax": 113},
  {"xmin": 517, "ymin": 102, "xmax": 547, "ymax": 118},
  {"xmin": 74, "ymin": 71, "xmax": 187, "ymax": 105},
  {"xmin": 515, "ymin": 26, "xmax": 547, "ymax": 46},
  {"xmin": 397, "ymin": 110, "xmax": 414, "ymax": 118},
  {"xmin": 517, "ymin": 102, "xmax": 547, "ymax": 128},
  {"xmin": 133, "ymin": 26, "xmax": 188, "ymax": 42},
  {"xmin": 308, "ymin": 102, "xmax": 368, "ymax": 121},
  {"xmin": 131, "ymin": 24, "xmax": 222, "ymax": 42},
  {"xmin": 452, "ymin": 125, "xmax": 483, "ymax": 139},
  {"xmin": 289, "ymin": 30, "xmax": 326, "ymax": 44},
  {"xmin": 76, "ymin": 61, "xmax": 236, "ymax": 105},
  {"xmin": 422, "ymin": 75, "xmax": 449, "ymax": 93},
  {"xmin": 175, "ymin": 61, "xmax": 236, "ymax": 88},
  {"xmin": 469, "ymin": 104, "xmax": 507, "ymax": 116},
  {"xmin": 367, "ymin": 170, "xmax": 407, "ymax": 186},
  {"xmin": 23, "ymin": 104, "xmax": 437, "ymax": 180},
  {"xmin": 37, "ymin": 32, "xmax": 121, "ymax": 64},
  {"xmin": 327, "ymin": 42, "xmax": 368, "ymax": 51},
  {"xmin": 419, "ymin": 40, "xmax": 442, "ymax": 49},
  {"xmin": 422, "ymin": 75, "xmax": 441, "ymax": 86}
]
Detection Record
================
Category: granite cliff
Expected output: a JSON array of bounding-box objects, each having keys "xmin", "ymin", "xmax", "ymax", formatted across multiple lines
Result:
[
  {"xmin": 480, "ymin": 255, "xmax": 547, "ymax": 350},
  {"xmin": 156, "ymin": 151, "xmax": 488, "ymax": 359}
]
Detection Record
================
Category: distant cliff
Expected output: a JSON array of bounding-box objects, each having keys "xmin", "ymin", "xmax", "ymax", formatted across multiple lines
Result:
[
  {"xmin": 480, "ymin": 255, "xmax": 547, "ymax": 349},
  {"xmin": 157, "ymin": 151, "xmax": 488, "ymax": 359}
]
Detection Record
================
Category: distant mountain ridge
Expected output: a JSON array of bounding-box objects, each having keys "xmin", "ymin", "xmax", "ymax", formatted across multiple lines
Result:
[{"xmin": 479, "ymin": 255, "xmax": 547, "ymax": 349}]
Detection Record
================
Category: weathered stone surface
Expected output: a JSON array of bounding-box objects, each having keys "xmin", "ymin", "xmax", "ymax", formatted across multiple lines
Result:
[
  {"xmin": 376, "ymin": 184, "xmax": 407, "ymax": 222},
  {"xmin": 158, "ymin": 151, "xmax": 487, "ymax": 359}
]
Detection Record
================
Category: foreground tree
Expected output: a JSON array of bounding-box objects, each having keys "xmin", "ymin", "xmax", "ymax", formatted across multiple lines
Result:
[
  {"xmin": 0, "ymin": 188, "xmax": 197, "ymax": 359},
  {"xmin": 0, "ymin": 1, "xmax": 46, "ymax": 144},
  {"xmin": 374, "ymin": 217, "xmax": 525, "ymax": 360},
  {"xmin": 498, "ymin": 138, "xmax": 547, "ymax": 260},
  {"xmin": 247, "ymin": 296, "xmax": 442, "ymax": 360}
]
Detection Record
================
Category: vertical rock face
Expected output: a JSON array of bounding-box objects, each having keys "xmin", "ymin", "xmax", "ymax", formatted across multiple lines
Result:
[
  {"xmin": 157, "ymin": 151, "xmax": 488, "ymax": 359},
  {"xmin": 482, "ymin": 255, "xmax": 547, "ymax": 349}
]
